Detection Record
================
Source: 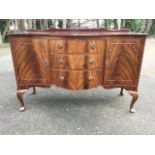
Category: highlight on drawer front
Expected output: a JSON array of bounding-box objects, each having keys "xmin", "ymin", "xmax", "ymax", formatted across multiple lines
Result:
[
  {"xmin": 50, "ymin": 70, "xmax": 104, "ymax": 90},
  {"xmin": 49, "ymin": 54, "xmax": 104, "ymax": 70}
]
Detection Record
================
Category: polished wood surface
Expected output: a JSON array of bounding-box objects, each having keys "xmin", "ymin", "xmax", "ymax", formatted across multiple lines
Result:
[
  {"xmin": 50, "ymin": 69, "xmax": 103, "ymax": 90},
  {"xmin": 8, "ymin": 29, "xmax": 146, "ymax": 112},
  {"xmin": 9, "ymin": 28, "xmax": 145, "ymax": 36},
  {"xmin": 104, "ymin": 38, "xmax": 145, "ymax": 88},
  {"xmin": 9, "ymin": 37, "xmax": 50, "ymax": 88},
  {"xmin": 50, "ymin": 53, "xmax": 104, "ymax": 70},
  {"xmin": 49, "ymin": 39, "xmax": 106, "ymax": 54}
]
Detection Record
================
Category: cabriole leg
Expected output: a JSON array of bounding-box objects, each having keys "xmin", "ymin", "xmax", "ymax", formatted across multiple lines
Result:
[
  {"xmin": 16, "ymin": 89, "xmax": 27, "ymax": 112},
  {"xmin": 32, "ymin": 86, "xmax": 36, "ymax": 95},
  {"xmin": 120, "ymin": 87, "xmax": 124, "ymax": 96},
  {"xmin": 128, "ymin": 91, "xmax": 139, "ymax": 113}
]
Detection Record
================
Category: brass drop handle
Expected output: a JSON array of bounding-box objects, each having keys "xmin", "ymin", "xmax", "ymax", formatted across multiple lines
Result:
[
  {"xmin": 59, "ymin": 76, "xmax": 65, "ymax": 81},
  {"xmin": 89, "ymin": 59, "xmax": 95, "ymax": 64},
  {"xmin": 58, "ymin": 59, "xmax": 64, "ymax": 64},
  {"xmin": 88, "ymin": 77, "xmax": 95, "ymax": 81},
  {"xmin": 17, "ymin": 41, "xmax": 24, "ymax": 50},
  {"xmin": 57, "ymin": 43, "xmax": 63, "ymax": 49},
  {"xmin": 90, "ymin": 43, "xmax": 96, "ymax": 49}
]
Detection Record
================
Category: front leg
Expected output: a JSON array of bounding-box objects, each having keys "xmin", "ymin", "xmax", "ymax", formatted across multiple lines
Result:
[
  {"xmin": 16, "ymin": 89, "xmax": 27, "ymax": 112},
  {"xmin": 128, "ymin": 91, "xmax": 139, "ymax": 113}
]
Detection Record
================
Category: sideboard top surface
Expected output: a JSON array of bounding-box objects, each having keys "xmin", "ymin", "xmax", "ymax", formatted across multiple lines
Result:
[{"xmin": 8, "ymin": 28, "xmax": 147, "ymax": 37}]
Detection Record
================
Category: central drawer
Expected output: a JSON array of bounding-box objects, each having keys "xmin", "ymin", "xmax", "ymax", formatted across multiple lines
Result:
[
  {"xmin": 49, "ymin": 39, "xmax": 106, "ymax": 54},
  {"xmin": 50, "ymin": 69, "xmax": 104, "ymax": 90},
  {"xmin": 50, "ymin": 53, "xmax": 104, "ymax": 70}
]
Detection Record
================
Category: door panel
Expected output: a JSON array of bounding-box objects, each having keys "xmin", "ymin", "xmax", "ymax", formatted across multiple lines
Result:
[
  {"xmin": 10, "ymin": 37, "xmax": 49, "ymax": 86},
  {"xmin": 104, "ymin": 38, "xmax": 145, "ymax": 87}
]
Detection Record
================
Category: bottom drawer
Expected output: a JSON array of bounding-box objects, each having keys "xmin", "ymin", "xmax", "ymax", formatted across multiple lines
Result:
[{"xmin": 50, "ymin": 69, "xmax": 104, "ymax": 90}]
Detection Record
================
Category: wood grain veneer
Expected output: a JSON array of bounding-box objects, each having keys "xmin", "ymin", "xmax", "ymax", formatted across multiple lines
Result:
[{"xmin": 8, "ymin": 28, "xmax": 146, "ymax": 113}]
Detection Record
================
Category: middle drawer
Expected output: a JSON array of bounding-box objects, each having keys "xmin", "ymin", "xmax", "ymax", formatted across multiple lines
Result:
[{"xmin": 49, "ymin": 53, "xmax": 104, "ymax": 70}]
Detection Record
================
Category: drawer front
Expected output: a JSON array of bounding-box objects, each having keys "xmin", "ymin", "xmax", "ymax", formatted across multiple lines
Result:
[
  {"xmin": 50, "ymin": 54, "xmax": 104, "ymax": 70},
  {"xmin": 50, "ymin": 70, "xmax": 104, "ymax": 90},
  {"xmin": 49, "ymin": 39, "xmax": 106, "ymax": 54}
]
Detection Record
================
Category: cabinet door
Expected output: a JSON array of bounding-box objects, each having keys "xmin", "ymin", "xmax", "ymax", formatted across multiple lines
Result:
[
  {"xmin": 104, "ymin": 38, "xmax": 145, "ymax": 87},
  {"xmin": 10, "ymin": 37, "xmax": 49, "ymax": 87}
]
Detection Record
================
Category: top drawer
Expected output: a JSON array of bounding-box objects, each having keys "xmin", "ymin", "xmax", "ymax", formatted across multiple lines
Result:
[{"xmin": 49, "ymin": 39, "xmax": 106, "ymax": 54}]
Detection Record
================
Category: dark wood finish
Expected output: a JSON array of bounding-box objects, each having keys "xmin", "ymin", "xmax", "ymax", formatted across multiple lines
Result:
[
  {"xmin": 8, "ymin": 29, "xmax": 146, "ymax": 112},
  {"xmin": 32, "ymin": 86, "xmax": 36, "ymax": 95},
  {"xmin": 9, "ymin": 28, "xmax": 145, "ymax": 37},
  {"xmin": 120, "ymin": 87, "xmax": 124, "ymax": 96}
]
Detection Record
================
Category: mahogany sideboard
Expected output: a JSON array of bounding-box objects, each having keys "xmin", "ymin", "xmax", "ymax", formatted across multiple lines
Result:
[{"xmin": 8, "ymin": 28, "xmax": 146, "ymax": 113}]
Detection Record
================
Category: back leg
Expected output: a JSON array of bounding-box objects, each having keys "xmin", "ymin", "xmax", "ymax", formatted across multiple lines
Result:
[
  {"xmin": 32, "ymin": 86, "xmax": 36, "ymax": 95},
  {"xmin": 120, "ymin": 87, "xmax": 123, "ymax": 96}
]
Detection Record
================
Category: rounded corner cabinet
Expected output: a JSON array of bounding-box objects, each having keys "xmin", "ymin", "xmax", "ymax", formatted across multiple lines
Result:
[{"xmin": 8, "ymin": 28, "xmax": 147, "ymax": 113}]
